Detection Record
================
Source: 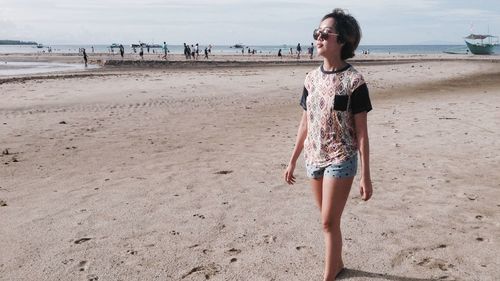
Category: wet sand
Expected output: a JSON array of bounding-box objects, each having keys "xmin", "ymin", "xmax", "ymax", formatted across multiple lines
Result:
[{"xmin": 0, "ymin": 54, "xmax": 499, "ymax": 281}]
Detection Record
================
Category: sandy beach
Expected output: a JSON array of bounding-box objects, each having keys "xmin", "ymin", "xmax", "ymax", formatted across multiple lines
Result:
[{"xmin": 0, "ymin": 54, "xmax": 499, "ymax": 281}]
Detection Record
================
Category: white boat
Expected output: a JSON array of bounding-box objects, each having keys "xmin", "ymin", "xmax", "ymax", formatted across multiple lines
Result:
[{"xmin": 464, "ymin": 34, "xmax": 499, "ymax": 55}]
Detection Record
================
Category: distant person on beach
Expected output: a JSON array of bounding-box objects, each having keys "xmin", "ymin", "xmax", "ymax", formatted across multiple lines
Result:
[
  {"xmin": 289, "ymin": 47, "xmax": 293, "ymax": 55},
  {"xmin": 308, "ymin": 42, "xmax": 314, "ymax": 59},
  {"xmin": 284, "ymin": 8, "xmax": 372, "ymax": 281},
  {"xmin": 91, "ymin": 46, "xmax": 94, "ymax": 53},
  {"xmin": 82, "ymin": 48, "xmax": 88, "ymax": 67},
  {"xmin": 163, "ymin": 42, "xmax": 168, "ymax": 60},
  {"xmin": 195, "ymin": 43, "xmax": 199, "ymax": 59},
  {"xmin": 191, "ymin": 45, "xmax": 195, "ymax": 59},
  {"xmin": 120, "ymin": 45, "xmax": 125, "ymax": 58},
  {"xmin": 296, "ymin": 43, "xmax": 302, "ymax": 59},
  {"xmin": 139, "ymin": 46, "xmax": 144, "ymax": 60},
  {"xmin": 183, "ymin": 43, "xmax": 189, "ymax": 59},
  {"xmin": 204, "ymin": 47, "xmax": 209, "ymax": 59},
  {"xmin": 278, "ymin": 48, "xmax": 282, "ymax": 58}
]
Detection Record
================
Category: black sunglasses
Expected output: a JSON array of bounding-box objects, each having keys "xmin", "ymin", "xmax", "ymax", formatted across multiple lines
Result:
[{"xmin": 313, "ymin": 28, "xmax": 339, "ymax": 40}]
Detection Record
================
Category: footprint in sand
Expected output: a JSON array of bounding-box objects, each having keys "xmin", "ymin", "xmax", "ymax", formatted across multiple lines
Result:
[
  {"xmin": 465, "ymin": 193, "xmax": 477, "ymax": 201},
  {"xmin": 433, "ymin": 244, "xmax": 447, "ymax": 250},
  {"xmin": 225, "ymin": 248, "xmax": 241, "ymax": 255},
  {"xmin": 61, "ymin": 258, "xmax": 74, "ymax": 265},
  {"xmin": 126, "ymin": 249, "xmax": 138, "ymax": 255},
  {"xmin": 215, "ymin": 170, "xmax": 233, "ymax": 175},
  {"xmin": 417, "ymin": 257, "xmax": 454, "ymax": 272},
  {"xmin": 74, "ymin": 238, "xmax": 92, "ymax": 244},
  {"xmin": 182, "ymin": 263, "xmax": 220, "ymax": 279},
  {"xmin": 87, "ymin": 274, "xmax": 98, "ymax": 281},
  {"xmin": 263, "ymin": 235, "xmax": 277, "ymax": 244},
  {"xmin": 0, "ymin": 200, "xmax": 7, "ymax": 207},
  {"xmin": 78, "ymin": 260, "xmax": 88, "ymax": 272}
]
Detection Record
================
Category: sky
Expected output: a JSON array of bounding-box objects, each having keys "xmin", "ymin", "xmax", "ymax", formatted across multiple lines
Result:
[{"xmin": 1, "ymin": 0, "xmax": 499, "ymax": 45}]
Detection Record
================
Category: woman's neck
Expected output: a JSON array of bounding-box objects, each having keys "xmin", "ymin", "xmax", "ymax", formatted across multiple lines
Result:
[{"xmin": 323, "ymin": 57, "xmax": 347, "ymax": 72}]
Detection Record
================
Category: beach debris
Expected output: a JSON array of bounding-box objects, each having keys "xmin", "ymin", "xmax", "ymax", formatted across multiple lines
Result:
[
  {"xmin": 475, "ymin": 215, "xmax": 483, "ymax": 220},
  {"xmin": 214, "ymin": 170, "xmax": 233, "ymax": 175},
  {"xmin": 59, "ymin": 121, "xmax": 67, "ymax": 124},
  {"xmin": 230, "ymin": 258, "xmax": 237, "ymax": 263},
  {"xmin": 0, "ymin": 200, "xmax": 7, "ymax": 206},
  {"xmin": 476, "ymin": 237, "xmax": 484, "ymax": 242},
  {"xmin": 74, "ymin": 237, "xmax": 92, "ymax": 244}
]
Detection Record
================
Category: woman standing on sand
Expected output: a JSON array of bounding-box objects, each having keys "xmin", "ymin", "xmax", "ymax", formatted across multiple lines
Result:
[{"xmin": 284, "ymin": 8, "xmax": 373, "ymax": 281}]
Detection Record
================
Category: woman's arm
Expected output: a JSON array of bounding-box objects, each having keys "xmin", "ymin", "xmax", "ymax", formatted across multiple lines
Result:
[
  {"xmin": 354, "ymin": 112, "xmax": 373, "ymax": 201},
  {"xmin": 284, "ymin": 111, "xmax": 308, "ymax": 185}
]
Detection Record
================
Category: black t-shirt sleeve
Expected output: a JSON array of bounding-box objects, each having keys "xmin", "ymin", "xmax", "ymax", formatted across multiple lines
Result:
[
  {"xmin": 350, "ymin": 83, "xmax": 372, "ymax": 114},
  {"xmin": 300, "ymin": 87, "xmax": 308, "ymax": 111}
]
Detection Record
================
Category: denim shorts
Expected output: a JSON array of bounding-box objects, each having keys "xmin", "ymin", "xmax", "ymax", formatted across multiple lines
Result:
[{"xmin": 306, "ymin": 154, "xmax": 358, "ymax": 179}]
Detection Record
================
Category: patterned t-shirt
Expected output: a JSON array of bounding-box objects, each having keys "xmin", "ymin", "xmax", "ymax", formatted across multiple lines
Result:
[{"xmin": 300, "ymin": 64, "xmax": 372, "ymax": 167}]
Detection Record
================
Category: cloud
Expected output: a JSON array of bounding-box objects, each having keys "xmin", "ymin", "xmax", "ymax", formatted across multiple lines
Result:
[{"xmin": 0, "ymin": 0, "xmax": 498, "ymax": 44}]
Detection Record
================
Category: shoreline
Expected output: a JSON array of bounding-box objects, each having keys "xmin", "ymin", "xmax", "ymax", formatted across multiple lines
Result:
[{"xmin": 1, "ymin": 53, "xmax": 500, "ymax": 84}]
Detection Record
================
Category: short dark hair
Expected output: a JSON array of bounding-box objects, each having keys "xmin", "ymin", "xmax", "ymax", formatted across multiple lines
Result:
[{"xmin": 321, "ymin": 9, "xmax": 361, "ymax": 60}]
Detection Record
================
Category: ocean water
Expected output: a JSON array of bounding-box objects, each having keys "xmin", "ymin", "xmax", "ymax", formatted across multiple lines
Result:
[
  {"xmin": 1, "ymin": 44, "xmax": 499, "ymax": 55},
  {"xmin": 0, "ymin": 61, "xmax": 98, "ymax": 76}
]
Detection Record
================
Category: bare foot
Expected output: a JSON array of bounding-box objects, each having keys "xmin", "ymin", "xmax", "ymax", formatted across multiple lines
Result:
[
  {"xmin": 323, "ymin": 263, "xmax": 345, "ymax": 281},
  {"xmin": 334, "ymin": 262, "xmax": 345, "ymax": 280}
]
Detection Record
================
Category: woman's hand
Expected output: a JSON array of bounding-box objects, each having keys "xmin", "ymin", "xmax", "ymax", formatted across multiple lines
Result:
[
  {"xmin": 284, "ymin": 163, "xmax": 296, "ymax": 185},
  {"xmin": 360, "ymin": 177, "xmax": 373, "ymax": 201}
]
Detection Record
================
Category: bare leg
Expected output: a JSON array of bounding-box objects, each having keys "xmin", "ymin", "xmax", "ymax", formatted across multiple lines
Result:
[
  {"xmin": 321, "ymin": 176, "xmax": 353, "ymax": 281},
  {"xmin": 310, "ymin": 178, "xmax": 324, "ymax": 210}
]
